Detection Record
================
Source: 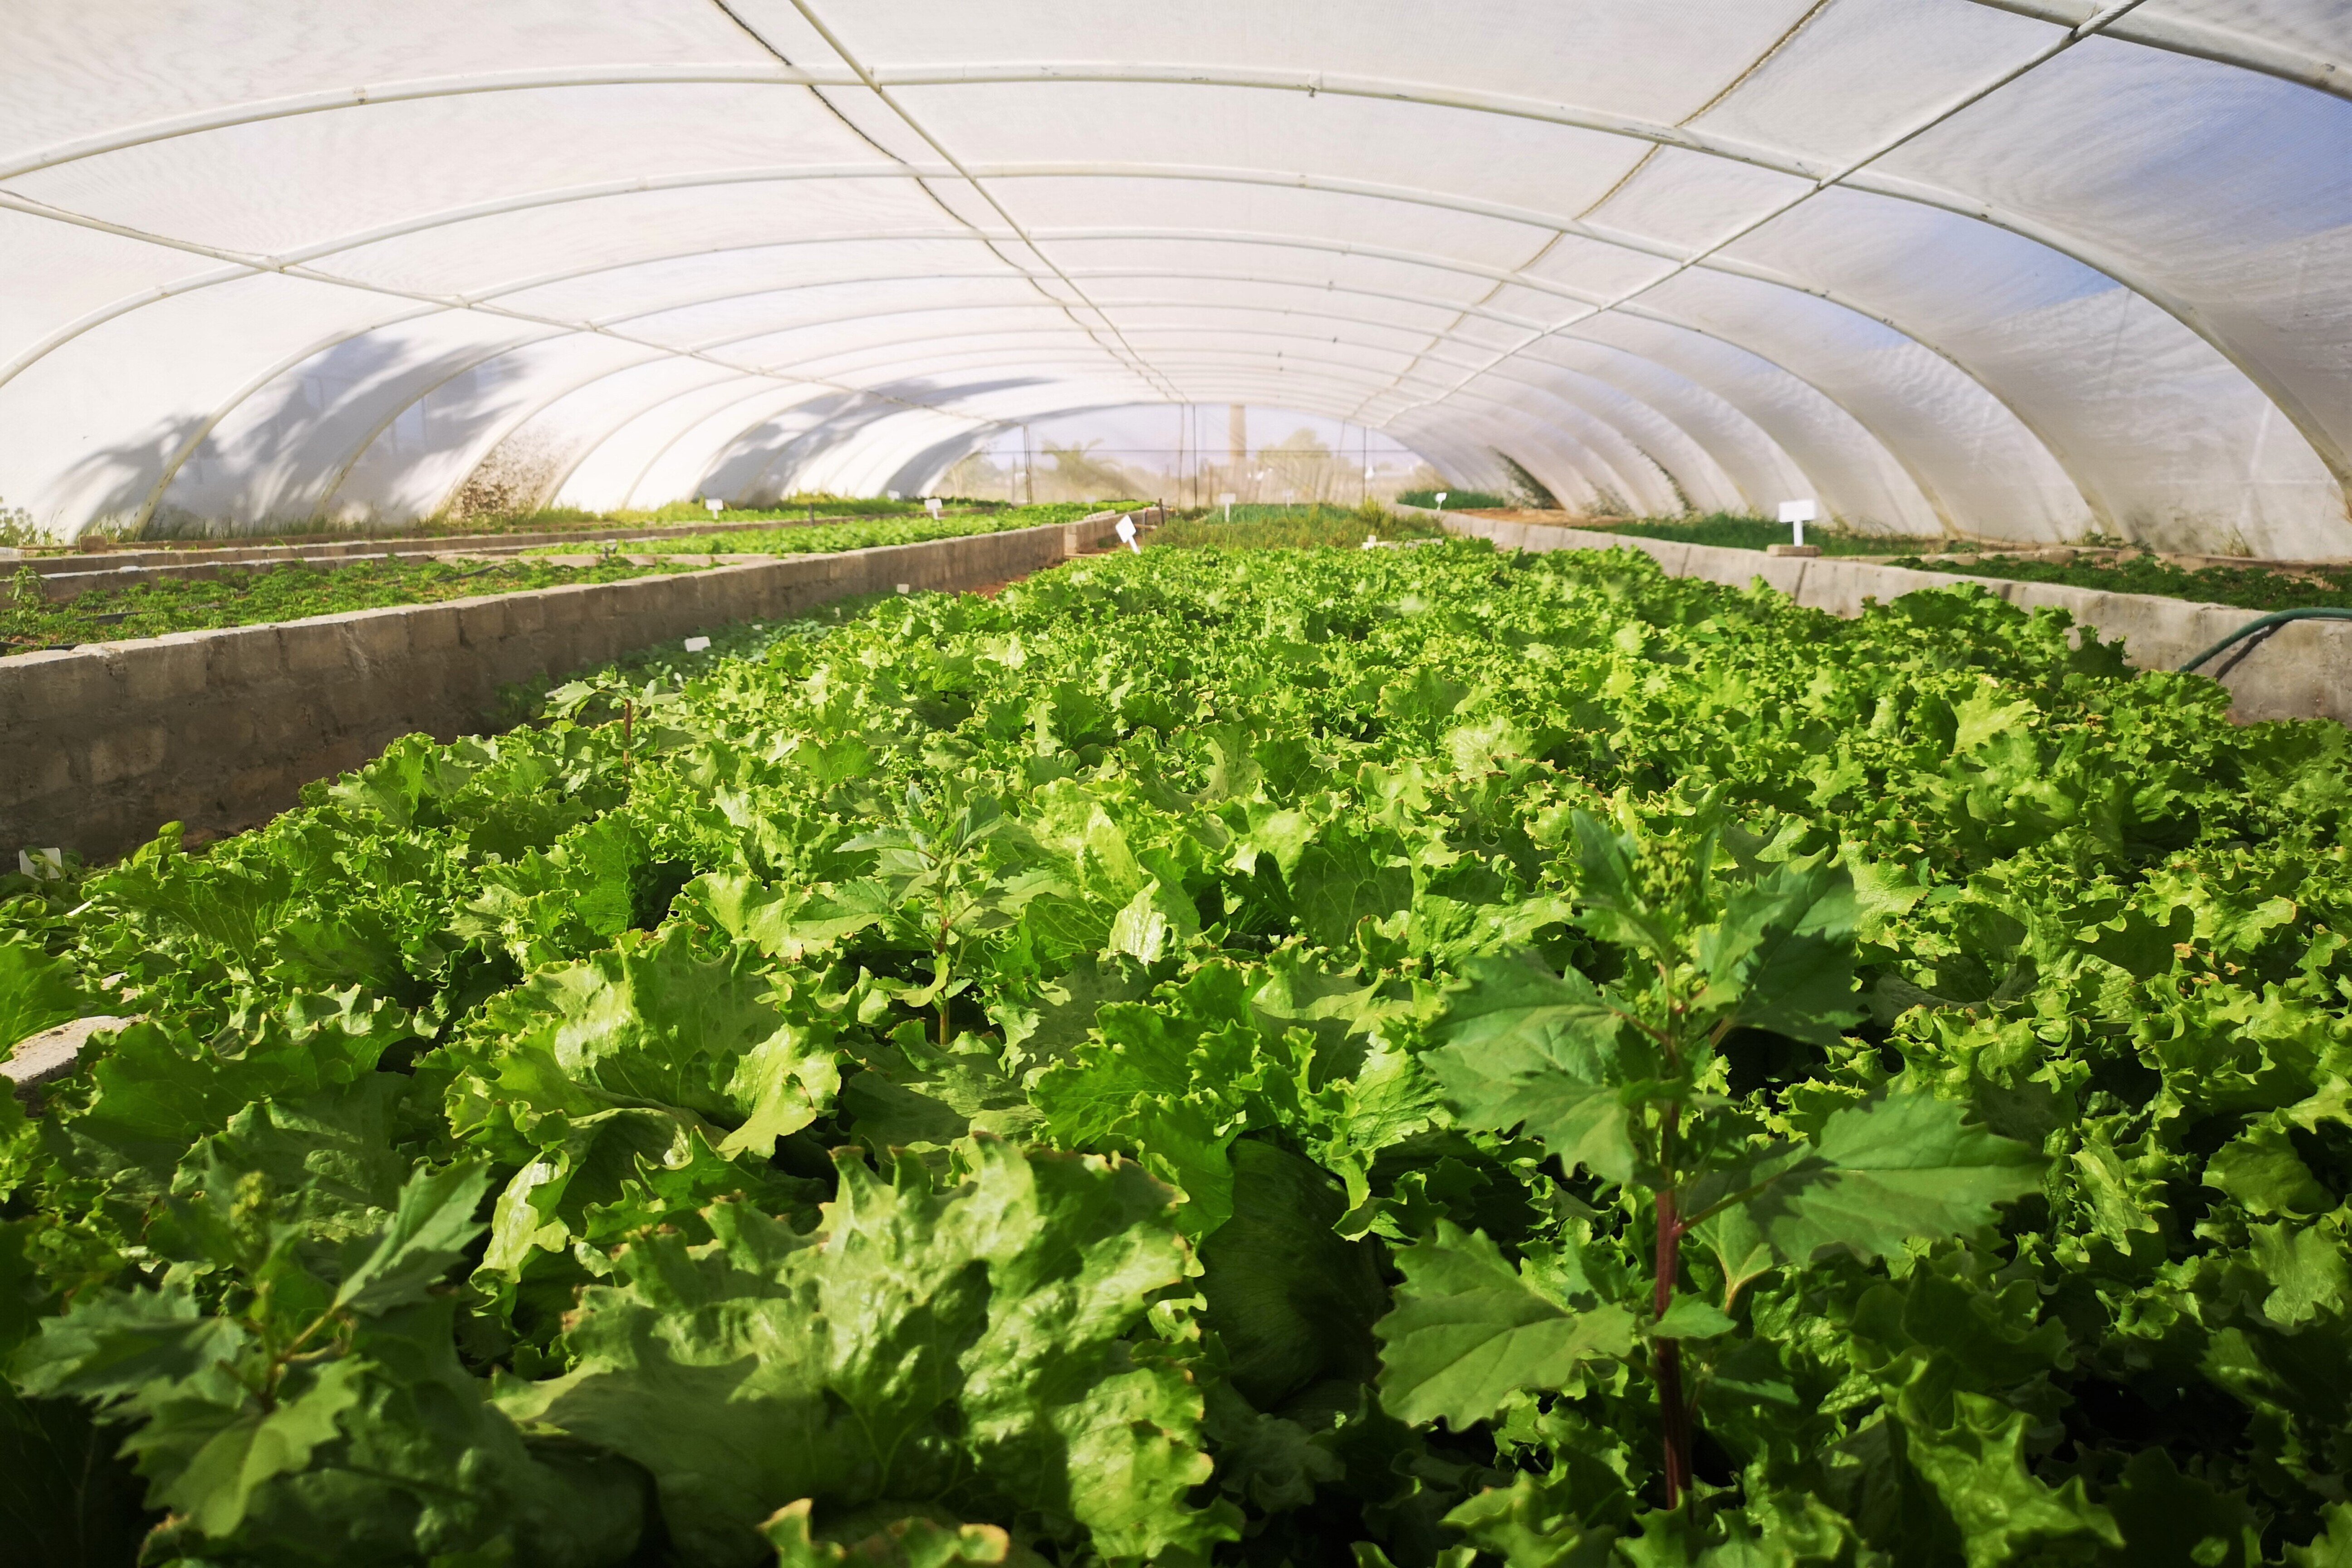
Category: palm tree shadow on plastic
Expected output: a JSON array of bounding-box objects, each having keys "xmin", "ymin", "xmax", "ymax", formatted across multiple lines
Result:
[
  {"xmin": 698, "ymin": 376, "xmax": 1049, "ymax": 506},
  {"xmin": 49, "ymin": 333, "xmax": 540, "ymax": 542}
]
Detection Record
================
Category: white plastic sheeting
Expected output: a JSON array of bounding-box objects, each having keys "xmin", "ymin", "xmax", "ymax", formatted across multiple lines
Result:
[{"xmin": 0, "ymin": 0, "xmax": 2344, "ymax": 552}]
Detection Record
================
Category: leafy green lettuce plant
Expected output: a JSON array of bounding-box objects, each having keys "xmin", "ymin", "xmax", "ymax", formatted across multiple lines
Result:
[
  {"xmin": 12, "ymin": 1161, "xmax": 643, "ymax": 1565},
  {"xmin": 1380, "ymin": 803, "xmax": 2046, "ymax": 1511}
]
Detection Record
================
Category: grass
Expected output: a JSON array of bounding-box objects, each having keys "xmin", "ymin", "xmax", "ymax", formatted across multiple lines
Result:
[
  {"xmin": 1588, "ymin": 512, "xmax": 1948, "ymax": 556},
  {"xmin": 1396, "ymin": 488, "xmax": 1514, "ymax": 510},
  {"xmin": 1583, "ymin": 511, "xmax": 2352, "ymax": 612},
  {"xmin": 3, "ymin": 557, "xmax": 696, "ymax": 656},
  {"xmin": 552, "ymin": 503, "xmax": 1130, "ymax": 557},
  {"xmin": 466, "ymin": 494, "xmax": 980, "ymax": 533},
  {"xmin": 3, "ymin": 504, "xmax": 1147, "ymax": 654},
  {"xmin": 35, "ymin": 494, "xmax": 1005, "ymax": 551},
  {"xmin": 1151, "ymin": 503, "xmax": 1446, "ymax": 551},
  {"xmin": 1886, "ymin": 553, "xmax": 2352, "ymax": 612}
]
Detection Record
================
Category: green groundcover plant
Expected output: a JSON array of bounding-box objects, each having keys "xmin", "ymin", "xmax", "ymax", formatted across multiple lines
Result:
[
  {"xmin": 1153, "ymin": 504, "xmax": 1443, "ymax": 551},
  {"xmin": 2, "ymin": 558, "xmax": 698, "ymax": 656},
  {"xmin": 1883, "ymin": 554, "xmax": 2352, "ymax": 615},
  {"xmin": 4, "ymin": 540, "xmax": 2351, "ymax": 1566},
  {"xmin": 3, "ymin": 507, "xmax": 1113, "ymax": 655},
  {"xmin": 1397, "ymin": 490, "xmax": 1514, "ymax": 511},
  {"xmin": 604, "ymin": 504, "xmax": 1131, "ymax": 558},
  {"xmin": 1592, "ymin": 516, "xmax": 1948, "ymax": 559}
]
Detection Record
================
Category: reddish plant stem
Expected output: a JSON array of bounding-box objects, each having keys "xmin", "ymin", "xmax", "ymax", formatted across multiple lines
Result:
[{"xmin": 1654, "ymin": 1187, "xmax": 1692, "ymax": 1509}]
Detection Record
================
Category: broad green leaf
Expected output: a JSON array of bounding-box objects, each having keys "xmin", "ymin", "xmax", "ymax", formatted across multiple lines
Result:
[
  {"xmin": 1030, "ymin": 962, "xmax": 1269, "ymax": 1236},
  {"xmin": 128, "ymin": 1355, "xmax": 364, "ymax": 1539},
  {"xmin": 1200, "ymin": 723, "xmax": 1265, "ymax": 802},
  {"xmin": 172, "ymin": 1078, "xmax": 408, "ymax": 1245},
  {"xmin": 476, "ymin": 1107, "xmax": 696, "ymax": 1280},
  {"xmin": 11, "ymin": 1287, "xmax": 247, "ymax": 1406},
  {"xmin": 1701, "ymin": 1091, "xmax": 2044, "ymax": 1266},
  {"xmin": 2291, "ymin": 1504, "xmax": 2352, "ymax": 1568},
  {"xmin": 1565, "ymin": 811, "xmax": 1676, "ymax": 957},
  {"xmin": 719, "ymin": 1024, "xmax": 843, "ymax": 1158},
  {"xmin": 2073, "ymin": 1128, "xmax": 2168, "ymax": 1246},
  {"xmin": 1687, "ymin": 1204, "xmax": 1776, "ymax": 1311},
  {"xmin": 1443, "ymin": 1472, "xmax": 1621, "ymax": 1568},
  {"xmin": 501, "ymin": 1139, "xmax": 1231, "ymax": 1568},
  {"xmin": 68, "ymin": 994, "xmax": 408, "ymax": 1182},
  {"xmin": 1375, "ymin": 1222, "xmax": 1634, "ymax": 1429},
  {"xmin": 681, "ymin": 873, "xmax": 890, "ymax": 960},
  {"xmin": 1197, "ymin": 1141, "xmax": 1385, "ymax": 1408},
  {"xmin": 2250, "ymin": 1218, "xmax": 2352, "ymax": 1329},
  {"xmin": 1892, "ymin": 1387, "xmax": 2121, "ymax": 1568},
  {"xmin": 2103, "ymin": 1446, "xmax": 2263, "ymax": 1568},
  {"xmin": 0, "ymin": 938, "xmax": 86, "ymax": 1053},
  {"xmin": 333, "ymin": 1161, "xmax": 490, "ymax": 1316},
  {"xmin": 1289, "ymin": 826, "xmax": 1412, "ymax": 951},
  {"xmin": 1616, "ymin": 1485, "xmax": 1855, "ymax": 1566},
  {"xmin": 2207, "ymin": 1118, "xmax": 2335, "ymax": 1221},
  {"xmin": 1649, "ymin": 1294, "xmax": 1735, "ymax": 1341},
  {"xmin": 1105, "ymin": 876, "xmax": 1197, "ymax": 965},
  {"xmin": 454, "ymin": 924, "xmax": 839, "ymax": 1147},
  {"xmin": 1842, "ymin": 847, "xmax": 1927, "ymax": 941},
  {"xmin": 1692, "ymin": 857, "xmax": 1862, "ymax": 1046},
  {"xmin": 1427, "ymin": 952, "xmax": 1639, "ymax": 1186}
]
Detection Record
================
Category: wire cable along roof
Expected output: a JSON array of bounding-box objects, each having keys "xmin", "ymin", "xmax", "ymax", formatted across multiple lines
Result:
[{"xmin": 0, "ymin": 1, "xmax": 2344, "ymax": 552}]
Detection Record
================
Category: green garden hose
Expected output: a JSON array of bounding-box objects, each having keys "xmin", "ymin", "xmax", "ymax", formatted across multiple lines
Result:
[{"xmin": 2177, "ymin": 606, "xmax": 2352, "ymax": 673}]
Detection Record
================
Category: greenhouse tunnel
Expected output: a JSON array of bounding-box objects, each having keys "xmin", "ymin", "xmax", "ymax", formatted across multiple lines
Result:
[
  {"xmin": 17, "ymin": 7, "xmax": 2352, "ymax": 1566},
  {"xmin": 0, "ymin": 0, "xmax": 2344, "ymax": 553}
]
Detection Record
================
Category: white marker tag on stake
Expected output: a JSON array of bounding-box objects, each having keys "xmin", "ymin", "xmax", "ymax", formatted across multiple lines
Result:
[
  {"xmin": 1435, "ymin": 490, "xmax": 1449, "ymax": 508},
  {"xmin": 1778, "ymin": 499, "xmax": 1816, "ymax": 548},
  {"xmin": 683, "ymin": 636, "xmax": 711, "ymax": 652},
  {"xmin": 703, "ymin": 498, "xmax": 724, "ymax": 515},
  {"xmin": 19, "ymin": 848, "xmax": 63, "ymax": 880},
  {"xmin": 896, "ymin": 583, "xmax": 911, "ymax": 594}
]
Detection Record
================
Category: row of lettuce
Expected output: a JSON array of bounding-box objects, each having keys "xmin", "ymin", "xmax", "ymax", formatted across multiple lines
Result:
[{"xmin": 2, "ymin": 540, "xmax": 2349, "ymax": 1565}]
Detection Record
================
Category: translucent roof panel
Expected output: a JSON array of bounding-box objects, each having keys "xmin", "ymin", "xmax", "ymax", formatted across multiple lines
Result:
[{"xmin": 0, "ymin": 0, "xmax": 2343, "ymax": 552}]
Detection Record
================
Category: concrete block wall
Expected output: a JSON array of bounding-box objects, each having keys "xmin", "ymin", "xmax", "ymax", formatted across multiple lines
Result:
[
  {"xmin": 1425, "ymin": 512, "xmax": 2352, "ymax": 728},
  {"xmin": 2, "ymin": 514, "xmax": 1140, "ymax": 863}
]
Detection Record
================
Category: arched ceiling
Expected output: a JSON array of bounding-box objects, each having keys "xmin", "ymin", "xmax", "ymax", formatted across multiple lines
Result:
[{"xmin": 0, "ymin": 0, "xmax": 2344, "ymax": 552}]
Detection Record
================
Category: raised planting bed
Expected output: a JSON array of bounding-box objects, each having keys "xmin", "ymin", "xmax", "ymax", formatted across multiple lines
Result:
[
  {"xmin": 0, "ymin": 507, "xmax": 946, "ymax": 575},
  {"xmin": 1881, "ymin": 548, "xmax": 2352, "ymax": 612},
  {"xmin": 0, "ymin": 513, "xmax": 1142, "ymax": 861},
  {"xmin": 5, "ymin": 556, "xmax": 701, "ymax": 649},
  {"xmin": 1573, "ymin": 513, "xmax": 1950, "ymax": 557},
  {"xmin": 1563, "ymin": 515, "xmax": 2352, "ymax": 610},
  {"xmin": 14, "ymin": 503, "xmax": 1131, "ymax": 610},
  {"xmin": 0, "ymin": 494, "xmax": 1023, "ymax": 568},
  {"xmin": 1428, "ymin": 509, "xmax": 2352, "ymax": 726},
  {"xmin": 1150, "ymin": 502, "xmax": 1446, "ymax": 549},
  {"xmin": 525, "ymin": 503, "xmax": 1137, "ymax": 559},
  {"xmin": 4, "ymin": 538, "xmax": 2348, "ymax": 1565}
]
